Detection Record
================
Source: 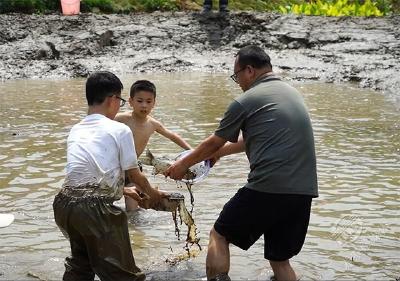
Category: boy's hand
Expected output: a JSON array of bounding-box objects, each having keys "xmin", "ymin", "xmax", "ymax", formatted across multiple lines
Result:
[{"xmin": 123, "ymin": 186, "xmax": 146, "ymax": 202}]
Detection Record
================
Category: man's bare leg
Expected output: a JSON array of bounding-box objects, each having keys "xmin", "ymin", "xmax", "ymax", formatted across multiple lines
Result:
[
  {"xmin": 206, "ymin": 227, "xmax": 230, "ymax": 280},
  {"xmin": 269, "ymin": 260, "xmax": 297, "ymax": 281}
]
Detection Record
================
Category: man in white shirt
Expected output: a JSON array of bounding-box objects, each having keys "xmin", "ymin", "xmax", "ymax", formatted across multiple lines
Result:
[{"xmin": 53, "ymin": 71, "xmax": 166, "ymax": 281}]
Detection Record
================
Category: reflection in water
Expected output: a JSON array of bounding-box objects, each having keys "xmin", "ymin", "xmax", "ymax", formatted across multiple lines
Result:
[{"xmin": 0, "ymin": 74, "xmax": 399, "ymax": 280}]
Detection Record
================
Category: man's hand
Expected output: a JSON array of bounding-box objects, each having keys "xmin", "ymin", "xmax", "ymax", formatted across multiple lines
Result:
[
  {"xmin": 164, "ymin": 160, "xmax": 189, "ymax": 181},
  {"xmin": 138, "ymin": 188, "xmax": 169, "ymax": 209}
]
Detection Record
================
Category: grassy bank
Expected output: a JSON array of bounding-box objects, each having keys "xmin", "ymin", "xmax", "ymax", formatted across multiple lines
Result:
[{"xmin": 0, "ymin": 0, "xmax": 398, "ymax": 15}]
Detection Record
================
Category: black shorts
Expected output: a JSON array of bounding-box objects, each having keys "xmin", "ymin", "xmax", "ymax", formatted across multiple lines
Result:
[{"xmin": 214, "ymin": 187, "xmax": 312, "ymax": 261}]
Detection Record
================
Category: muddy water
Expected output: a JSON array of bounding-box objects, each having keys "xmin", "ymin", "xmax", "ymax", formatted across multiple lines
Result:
[{"xmin": 0, "ymin": 73, "xmax": 399, "ymax": 280}]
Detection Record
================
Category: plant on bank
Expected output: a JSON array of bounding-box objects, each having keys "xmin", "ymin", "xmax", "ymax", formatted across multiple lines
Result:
[
  {"xmin": 138, "ymin": 0, "xmax": 179, "ymax": 11},
  {"xmin": 81, "ymin": 0, "xmax": 179, "ymax": 12},
  {"xmin": 0, "ymin": 0, "xmax": 179, "ymax": 13},
  {"xmin": 0, "ymin": 0, "xmax": 59, "ymax": 13},
  {"xmin": 0, "ymin": 0, "xmax": 397, "ymax": 14},
  {"xmin": 279, "ymin": 0, "xmax": 386, "ymax": 16},
  {"xmin": 81, "ymin": 0, "xmax": 114, "ymax": 12}
]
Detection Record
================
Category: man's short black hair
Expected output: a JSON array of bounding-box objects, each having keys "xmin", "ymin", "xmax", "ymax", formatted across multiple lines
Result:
[
  {"xmin": 130, "ymin": 80, "xmax": 156, "ymax": 98},
  {"xmin": 86, "ymin": 71, "xmax": 123, "ymax": 106},
  {"xmin": 236, "ymin": 45, "xmax": 272, "ymax": 70}
]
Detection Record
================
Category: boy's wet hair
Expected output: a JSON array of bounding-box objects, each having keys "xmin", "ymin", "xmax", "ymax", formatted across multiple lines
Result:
[
  {"xmin": 130, "ymin": 80, "xmax": 156, "ymax": 98},
  {"xmin": 86, "ymin": 71, "xmax": 123, "ymax": 106},
  {"xmin": 236, "ymin": 45, "xmax": 272, "ymax": 70}
]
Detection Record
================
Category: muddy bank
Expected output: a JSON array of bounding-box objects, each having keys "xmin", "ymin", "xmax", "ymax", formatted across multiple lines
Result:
[{"xmin": 0, "ymin": 12, "xmax": 399, "ymax": 102}]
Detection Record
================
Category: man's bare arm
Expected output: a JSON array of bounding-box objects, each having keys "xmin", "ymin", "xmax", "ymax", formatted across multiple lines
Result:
[
  {"xmin": 212, "ymin": 136, "xmax": 245, "ymax": 161},
  {"xmin": 165, "ymin": 134, "xmax": 227, "ymax": 180},
  {"xmin": 125, "ymin": 167, "xmax": 166, "ymax": 208}
]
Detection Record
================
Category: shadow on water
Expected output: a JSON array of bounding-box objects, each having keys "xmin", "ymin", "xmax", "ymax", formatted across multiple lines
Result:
[{"xmin": 0, "ymin": 73, "xmax": 399, "ymax": 280}]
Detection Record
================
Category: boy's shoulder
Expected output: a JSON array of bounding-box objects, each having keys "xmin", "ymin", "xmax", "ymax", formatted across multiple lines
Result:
[
  {"xmin": 148, "ymin": 115, "xmax": 162, "ymax": 127},
  {"xmin": 115, "ymin": 111, "xmax": 133, "ymax": 122}
]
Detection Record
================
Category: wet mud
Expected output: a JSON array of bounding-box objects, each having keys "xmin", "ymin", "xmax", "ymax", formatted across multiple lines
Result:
[{"xmin": 0, "ymin": 12, "xmax": 399, "ymax": 101}]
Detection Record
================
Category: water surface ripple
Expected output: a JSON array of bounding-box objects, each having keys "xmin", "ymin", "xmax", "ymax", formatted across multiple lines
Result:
[{"xmin": 0, "ymin": 74, "xmax": 399, "ymax": 280}]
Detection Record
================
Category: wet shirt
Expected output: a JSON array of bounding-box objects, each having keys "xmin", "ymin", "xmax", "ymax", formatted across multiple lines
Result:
[
  {"xmin": 63, "ymin": 114, "xmax": 138, "ymax": 199},
  {"xmin": 215, "ymin": 76, "xmax": 318, "ymax": 197}
]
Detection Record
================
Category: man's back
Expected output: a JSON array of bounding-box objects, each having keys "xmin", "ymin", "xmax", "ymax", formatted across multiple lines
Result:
[
  {"xmin": 65, "ymin": 113, "xmax": 137, "ymax": 199},
  {"xmin": 217, "ymin": 76, "xmax": 318, "ymax": 197}
]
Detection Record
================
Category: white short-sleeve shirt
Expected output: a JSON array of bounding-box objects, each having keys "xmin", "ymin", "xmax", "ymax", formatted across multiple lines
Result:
[{"xmin": 63, "ymin": 114, "xmax": 138, "ymax": 199}]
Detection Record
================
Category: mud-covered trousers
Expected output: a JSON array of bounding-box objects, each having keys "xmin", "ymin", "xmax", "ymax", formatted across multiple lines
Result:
[{"xmin": 53, "ymin": 188, "xmax": 145, "ymax": 281}]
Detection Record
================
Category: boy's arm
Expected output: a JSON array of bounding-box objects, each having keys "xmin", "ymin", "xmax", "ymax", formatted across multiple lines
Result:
[{"xmin": 154, "ymin": 120, "xmax": 192, "ymax": 150}]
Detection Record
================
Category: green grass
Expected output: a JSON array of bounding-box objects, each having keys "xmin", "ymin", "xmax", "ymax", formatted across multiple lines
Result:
[
  {"xmin": 0, "ymin": 0, "xmax": 398, "ymax": 14},
  {"xmin": 280, "ymin": 0, "xmax": 387, "ymax": 16}
]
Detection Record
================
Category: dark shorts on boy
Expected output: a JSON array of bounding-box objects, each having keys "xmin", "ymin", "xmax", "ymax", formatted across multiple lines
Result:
[{"xmin": 214, "ymin": 187, "xmax": 312, "ymax": 261}]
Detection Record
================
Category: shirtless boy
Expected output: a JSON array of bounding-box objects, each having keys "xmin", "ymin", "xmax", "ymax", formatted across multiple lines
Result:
[{"xmin": 115, "ymin": 80, "xmax": 192, "ymax": 210}]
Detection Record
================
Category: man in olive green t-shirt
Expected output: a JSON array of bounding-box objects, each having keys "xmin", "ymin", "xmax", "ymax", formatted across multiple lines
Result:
[{"xmin": 165, "ymin": 45, "xmax": 318, "ymax": 281}]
